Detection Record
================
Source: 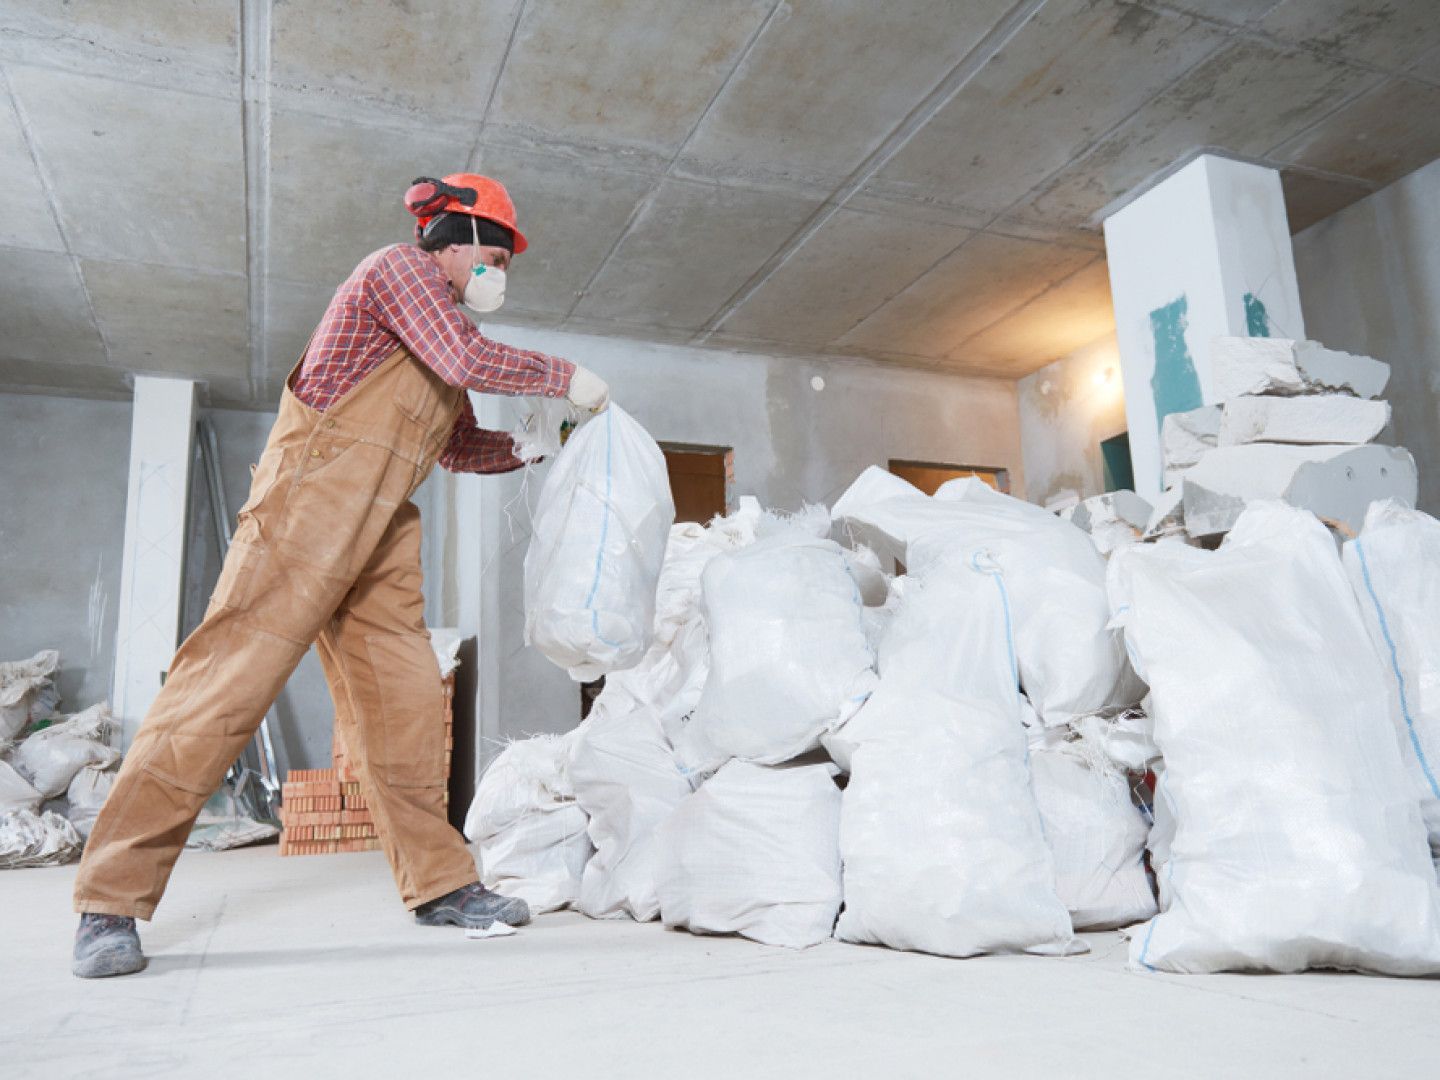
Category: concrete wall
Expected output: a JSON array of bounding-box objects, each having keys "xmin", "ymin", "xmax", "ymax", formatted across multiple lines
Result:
[
  {"xmin": 1016, "ymin": 334, "xmax": 1128, "ymax": 509},
  {"xmin": 442, "ymin": 325, "xmax": 1023, "ymax": 763},
  {"xmin": 0, "ymin": 393, "xmax": 130, "ymax": 710},
  {"xmin": 1292, "ymin": 156, "xmax": 1440, "ymax": 515}
]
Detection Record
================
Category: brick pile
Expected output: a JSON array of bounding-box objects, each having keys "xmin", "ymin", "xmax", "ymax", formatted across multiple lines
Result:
[{"xmin": 279, "ymin": 673, "xmax": 455, "ymax": 856}]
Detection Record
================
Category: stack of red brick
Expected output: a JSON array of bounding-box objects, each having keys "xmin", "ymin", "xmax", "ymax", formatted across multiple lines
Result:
[{"xmin": 279, "ymin": 673, "xmax": 455, "ymax": 856}]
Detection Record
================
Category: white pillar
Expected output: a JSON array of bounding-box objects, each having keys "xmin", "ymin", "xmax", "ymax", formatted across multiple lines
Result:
[
  {"xmin": 111, "ymin": 376, "xmax": 198, "ymax": 747},
  {"xmin": 1103, "ymin": 154, "xmax": 1305, "ymax": 501}
]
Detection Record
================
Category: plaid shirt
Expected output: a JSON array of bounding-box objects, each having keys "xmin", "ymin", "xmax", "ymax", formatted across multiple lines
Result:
[{"xmin": 291, "ymin": 244, "xmax": 575, "ymax": 473}]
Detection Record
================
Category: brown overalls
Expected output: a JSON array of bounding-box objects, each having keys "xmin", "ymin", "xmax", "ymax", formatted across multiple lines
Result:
[{"xmin": 75, "ymin": 345, "xmax": 479, "ymax": 918}]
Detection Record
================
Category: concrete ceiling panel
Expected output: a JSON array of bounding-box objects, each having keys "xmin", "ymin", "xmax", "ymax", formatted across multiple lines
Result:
[
  {"xmin": 1280, "ymin": 167, "xmax": 1378, "ymax": 233},
  {"xmin": 1260, "ymin": 0, "xmax": 1440, "ymax": 71},
  {"xmin": 0, "ymin": 91, "xmax": 64, "ymax": 251},
  {"xmin": 270, "ymin": 0, "xmax": 521, "ymax": 117},
  {"xmin": 472, "ymin": 144, "xmax": 657, "ymax": 316},
  {"xmin": 7, "ymin": 66, "xmax": 246, "ymax": 273},
  {"xmin": 947, "ymin": 258, "xmax": 1114, "ymax": 373},
  {"xmin": 674, "ymin": 0, "xmax": 1015, "ymax": 187},
  {"xmin": 0, "ymin": 0, "xmax": 239, "ymax": 93},
  {"xmin": 0, "ymin": 357, "xmax": 129, "ymax": 399},
  {"xmin": 572, "ymin": 178, "xmax": 822, "ymax": 330},
  {"xmin": 1156, "ymin": 0, "xmax": 1283, "ymax": 23},
  {"xmin": 488, "ymin": 0, "xmax": 774, "ymax": 157},
  {"xmin": 1022, "ymin": 39, "xmax": 1382, "ymax": 227},
  {"xmin": 837, "ymin": 233, "xmax": 1095, "ymax": 360},
  {"xmin": 203, "ymin": 376, "xmax": 264, "ymax": 410},
  {"xmin": 717, "ymin": 207, "xmax": 971, "ymax": 347},
  {"xmin": 267, "ymin": 109, "xmax": 462, "ymax": 285},
  {"xmin": 0, "ymin": 249, "xmax": 106, "ymax": 366},
  {"xmin": 869, "ymin": 0, "xmax": 1227, "ymax": 217},
  {"xmin": 1271, "ymin": 77, "xmax": 1440, "ymax": 186},
  {"xmin": 84, "ymin": 261, "xmax": 248, "ymax": 378},
  {"xmin": 263, "ymin": 279, "xmax": 337, "ymax": 379}
]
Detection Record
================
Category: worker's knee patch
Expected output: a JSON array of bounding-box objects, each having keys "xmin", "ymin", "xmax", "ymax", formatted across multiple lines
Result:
[{"xmin": 363, "ymin": 633, "xmax": 447, "ymax": 789}]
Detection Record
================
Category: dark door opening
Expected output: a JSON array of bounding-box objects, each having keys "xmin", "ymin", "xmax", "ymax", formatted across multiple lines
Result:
[{"xmin": 1100, "ymin": 432, "xmax": 1134, "ymax": 493}]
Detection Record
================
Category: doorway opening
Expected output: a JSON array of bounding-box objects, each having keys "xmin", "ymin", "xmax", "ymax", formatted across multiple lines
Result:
[
  {"xmin": 1100, "ymin": 432, "xmax": 1135, "ymax": 493},
  {"xmin": 888, "ymin": 459, "xmax": 1010, "ymax": 495}
]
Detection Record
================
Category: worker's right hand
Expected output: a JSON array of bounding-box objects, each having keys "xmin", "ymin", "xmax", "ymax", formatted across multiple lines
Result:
[{"xmin": 566, "ymin": 364, "xmax": 610, "ymax": 413}]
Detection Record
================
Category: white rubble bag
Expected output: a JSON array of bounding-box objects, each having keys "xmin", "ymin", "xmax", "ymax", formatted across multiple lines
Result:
[
  {"xmin": 463, "ymin": 734, "xmax": 593, "ymax": 914},
  {"xmin": 0, "ymin": 760, "xmax": 43, "ymax": 815},
  {"xmin": 0, "ymin": 809, "xmax": 83, "ymax": 868},
  {"xmin": 569, "ymin": 704, "xmax": 692, "ymax": 921},
  {"xmin": 10, "ymin": 704, "xmax": 119, "ymax": 799},
  {"xmin": 695, "ymin": 530, "xmax": 878, "ymax": 764},
  {"xmin": 0, "ymin": 649, "xmax": 60, "ymax": 743},
  {"xmin": 65, "ymin": 764, "xmax": 116, "ymax": 840},
  {"xmin": 832, "ymin": 554, "xmax": 1075, "ymax": 958},
  {"xmin": 1343, "ymin": 500, "xmax": 1440, "ymax": 849},
  {"xmin": 654, "ymin": 761, "xmax": 843, "ymax": 949},
  {"xmin": 524, "ymin": 404, "xmax": 676, "ymax": 681},
  {"xmin": 1028, "ymin": 745, "xmax": 1156, "ymax": 931},
  {"xmin": 1112, "ymin": 501, "xmax": 1440, "ymax": 975},
  {"xmin": 831, "ymin": 467, "xmax": 1137, "ymax": 726}
]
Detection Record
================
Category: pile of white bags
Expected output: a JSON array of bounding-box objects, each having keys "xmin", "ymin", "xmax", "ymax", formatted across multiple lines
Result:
[
  {"xmin": 1342, "ymin": 500, "xmax": 1440, "ymax": 848},
  {"xmin": 9, "ymin": 703, "xmax": 119, "ymax": 799},
  {"xmin": 832, "ymin": 555, "xmax": 1075, "ymax": 958},
  {"xmin": 832, "ymin": 467, "xmax": 1138, "ymax": 726},
  {"xmin": 696, "ymin": 531, "xmax": 877, "ymax": 764},
  {"xmin": 1028, "ymin": 745, "xmax": 1156, "ymax": 931},
  {"xmin": 654, "ymin": 761, "xmax": 842, "ymax": 949},
  {"xmin": 0, "ymin": 649, "xmax": 60, "ymax": 745},
  {"xmin": 525, "ymin": 404, "xmax": 676, "ymax": 680},
  {"xmin": 569, "ymin": 704, "xmax": 692, "ymax": 921},
  {"xmin": 1112, "ymin": 501, "xmax": 1440, "ymax": 974},
  {"xmin": 464, "ymin": 733, "xmax": 593, "ymax": 914}
]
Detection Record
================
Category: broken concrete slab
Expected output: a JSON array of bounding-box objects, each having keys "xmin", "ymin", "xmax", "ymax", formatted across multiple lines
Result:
[
  {"xmin": 1210, "ymin": 336, "xmax": 1391, "ymax": 400},
  {"xmin": 1218, "ymin": 395, "xmax": 1391, "ymax": 446},
  {"xmin": 1181, "ymin": 443, "xmax": 1417, "ymax": 538},
  {"xmin": 1143, "ymin": 485, "xmax": 1186, "ymax": 540},
  {"xmin": 1069, "ymin": 490, "xmax": 1154, "ymax": 556},
  {"xmin": 1161, "ymin": 404, "xmax": 1221, "ymax": 478}
]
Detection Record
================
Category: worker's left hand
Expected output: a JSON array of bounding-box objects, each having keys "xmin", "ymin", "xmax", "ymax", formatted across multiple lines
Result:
[{"xmin": 566, "ymin": 364, "xmax": 610, "ymax": 413}]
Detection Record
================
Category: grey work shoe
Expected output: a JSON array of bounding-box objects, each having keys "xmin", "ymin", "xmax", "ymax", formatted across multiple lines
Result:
[
  {"xmin": 414, "ymin": 883, "xmax": 530, "ymax": 929},
  {"xmin": 73, "ymin": 914, "xmax": 147, "ymax": 979}
]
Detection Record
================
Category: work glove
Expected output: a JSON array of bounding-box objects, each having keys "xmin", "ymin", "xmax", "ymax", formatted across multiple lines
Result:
[{"xmin": 566, "ymin": 364, "xmax": 610, "ymax": 413}]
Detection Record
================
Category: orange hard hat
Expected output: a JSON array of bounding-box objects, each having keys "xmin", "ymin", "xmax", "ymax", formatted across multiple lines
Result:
[{"xmin": 404, "ymin": 172, "xmax": 528, "ymax": 253}]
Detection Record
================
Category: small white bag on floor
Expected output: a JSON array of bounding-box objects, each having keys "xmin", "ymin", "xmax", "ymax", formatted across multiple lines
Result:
[
  {"xmin": 696, "ymin": 531, "xmax": 877, "ymax": 764},
  {"xmin": 525, "ymin": 405, "xmax": 676, "ymax": 681},
  {"xmin": 464, "ymin": 734, "xmax": 593, "ymax": 914},
  {"xmin": 655, "ymin": 761, "xmax": 842, "ymax": 949},
  {"xmin": 0, "ymin": 760, "xmax": 43, "ymax": 815},
  {"xmin": 1343, "ymin": 500, "xmax": 1440, "ymax": 848},
  {"xmin": 834, "ymin": 554, "xmax": 1074, "ymax": 958},
  {"xmin": 64, "ymin": 763, "xmax": 116, "ymax": 840},
  {"xmin": 1114, "ymin": 501, "xmax": 1440, "ymax": 975},
  {"xmin": 569, "ymin": 704, "xmax": 692, "ymax": 921},
  {"xmin": 1029, "ymin": 746, "xmax": 1156, "ymax": 930}
]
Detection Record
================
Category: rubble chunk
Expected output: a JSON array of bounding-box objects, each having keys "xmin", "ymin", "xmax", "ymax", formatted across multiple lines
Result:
[
  {"xmin": 1218, "ymin": 395, "xmax": 1390, "ymax": 446},
  {"xmin": 1181, "ymin": 443, "xmax": 1417, "ymax": 538},
  {"xmin": 1211, "ymin": 337, "xmax": 1391, "ymax": 400},
  {"xmin": 1161, "ymin": 405, "xmax": 1221, "ymax": 487},
  {"xmin": 1069, "ymin": 491, "xmax": 1154, "ymax": 555}
]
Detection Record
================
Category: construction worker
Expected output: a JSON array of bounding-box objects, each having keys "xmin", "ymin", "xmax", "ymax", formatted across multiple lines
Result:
[{"xmin": 70, "ymin": 174, "xmax": 609, "ymax": 978}]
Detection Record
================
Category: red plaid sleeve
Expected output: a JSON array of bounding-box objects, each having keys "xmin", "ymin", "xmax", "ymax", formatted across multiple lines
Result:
[
  {"xmin": 367, "ymin": 245, "xmax": 575, "ymax": 398},
  {"xmin": 437, "ymin": 393, "xmax": 527, "ymax": 474}
]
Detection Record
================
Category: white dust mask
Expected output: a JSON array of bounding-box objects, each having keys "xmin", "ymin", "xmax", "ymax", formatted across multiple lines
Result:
[{"xmin": 462, "ymin": 215, "xmax": 507, "ymax": 313}]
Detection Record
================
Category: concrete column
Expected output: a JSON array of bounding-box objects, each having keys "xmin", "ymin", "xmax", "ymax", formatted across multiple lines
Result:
[
  {"xmin": 1103, "ymin": 154, "xmax": 1304, "ymax": 501},
  {"xmin": 111, "ymin": 376, "xmax": 198, "ymax": 747}
]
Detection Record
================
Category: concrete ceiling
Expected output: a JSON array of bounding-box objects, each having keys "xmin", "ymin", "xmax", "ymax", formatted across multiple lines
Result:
[{"xmin": 1, "ymin": 0, "xmax": 1437, "ymax": 407}]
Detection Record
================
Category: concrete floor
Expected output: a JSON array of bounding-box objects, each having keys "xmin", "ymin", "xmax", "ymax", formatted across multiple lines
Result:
[{"xmin": 4, "ymin": 846, "xmax": 1438, "ymax": 1078}]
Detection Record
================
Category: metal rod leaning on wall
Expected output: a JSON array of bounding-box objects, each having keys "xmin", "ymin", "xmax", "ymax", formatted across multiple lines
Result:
[{"xmin": 197, "ymin": 415, "xmax": 286, "ymax": 821}]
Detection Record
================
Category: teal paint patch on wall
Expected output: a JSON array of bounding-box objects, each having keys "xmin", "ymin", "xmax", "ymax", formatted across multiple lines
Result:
[
  {"xmin": 1149, "ymin": 295, "xmax": 1203, "ymax": 440},
  {"xmin": 1244, "ymin": 292, "xmax": 1272, "ymax": 337}
]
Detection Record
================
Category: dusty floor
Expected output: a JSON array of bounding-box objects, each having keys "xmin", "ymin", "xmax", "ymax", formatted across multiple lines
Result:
[{"xmin": 5, "ymin": 844, "xmax": 1437, "ymax": 1078}]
